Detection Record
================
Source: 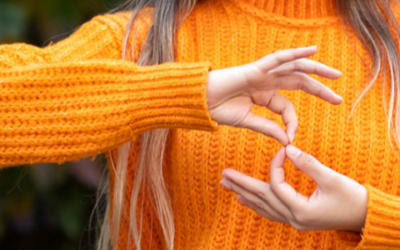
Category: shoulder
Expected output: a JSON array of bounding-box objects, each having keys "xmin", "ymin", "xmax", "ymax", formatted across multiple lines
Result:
[
  {"xmin": 91, "ymin": 9, "xmax": 154, "ymax": 61},
  {"xmin": 92, "ymin": 9, "xmax": 153, "ymax": 40}
]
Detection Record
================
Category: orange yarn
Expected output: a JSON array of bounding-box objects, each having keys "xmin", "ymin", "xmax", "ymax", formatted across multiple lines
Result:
[{"xmin": 2, "ymin": 0, "xmax": 400, "ymax": 249}]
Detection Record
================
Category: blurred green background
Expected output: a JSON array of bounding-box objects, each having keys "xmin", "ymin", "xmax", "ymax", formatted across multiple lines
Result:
[{"xmin": 0, "ymin": 0, "xmax": 125, "ymax": 249}]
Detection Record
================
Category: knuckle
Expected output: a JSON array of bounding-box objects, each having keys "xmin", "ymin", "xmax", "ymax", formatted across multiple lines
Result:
[
  {"xmin": 256, "ymin": 184, "xmax": 270, "ymax": 202},
  {"xmin": 291, "ymin": 209, "xmax": 311, "ymax": 226},
  {"xmin": 254, "ymin": 200, "xmax": 268, "ymax": 211},
  {"xmin": 312, "ymin": 64, "xmax": 319, "ymax": 74},
  {"xmin": 273, "ymin": 50, "xmax": 285, "ymax": 62},
  {"xmin": 287, "ymin": 101, "xmax": 295, "ymax": 110},
  {"xmin": 292, "ymin": 61, "xmax": 301, "ymax": 72},
  {"xmin": 295, "ymin": 76, "xmax": 307, "ymax": 90},
  {"xmin": 315, "ymin": 86, "xmax": 323, "ymax": 98}
]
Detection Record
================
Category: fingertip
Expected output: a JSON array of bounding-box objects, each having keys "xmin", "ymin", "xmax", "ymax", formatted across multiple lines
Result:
[
  {"xmin": 334, "ymin": 70, "xmax": 343, "ymax": 79},
  {"xmin": 286, "ymin": 145, "xmax": 302, "ymax": 160},
  {"xmin": 305, "ymin": 45, "xmax": 317, "ymax": 51},
  {"xmin": 221, "ymin": 168, "xmax": 235, "ymax": 178},
  {"xmin": 236, "ymin": 195, "xmax": 247, "ymax": 205},
  {"xmin": 333, "ymin": 94, "xmax": 344, "ymax": 105},
  {"xmin": 286, "ymin": 126, "xmax": 297, "ymax": 144},
  {"xmin": 265, "ymin": 123, "xmax": 290, "ymax": 146},
  {"xmin": 271, "ymin": 147, "xmax": 286, "ymax": 167},
  {"xmin": 278, "ymin": 147, "xmax": 286, "ymax": 156},
  {"xmin": 301, "ymin": 46, "xmax": 318, "ymax": 57},
  {"xmin": 278, "ymin": 135, "xmax": 290, "ymax": 146}
]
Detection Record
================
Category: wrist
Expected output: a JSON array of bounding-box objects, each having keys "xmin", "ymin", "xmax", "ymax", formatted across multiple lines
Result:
[{"xmin": 352, "ymin": 185, "xmax": 368, "ymax": 232}]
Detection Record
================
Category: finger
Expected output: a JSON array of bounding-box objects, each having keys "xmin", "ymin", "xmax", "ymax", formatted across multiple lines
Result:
[
  {"xmin": 270, "ymin": 148, "xmax": 308, "ymax": 209},
  {"xmin": 237, "ymin": 195, "xmax": 288, "ymax": 224},
  {"xmin": 220, "ymin": 177, "xmax": 288, "ymax": 222},
  {"xmin": 270, "ymin": 59, "xmax": 342, "ymax": 79},
  {"xmin": 254, "ymin": 46, "xmax": 318, "ymax": 73},
  {"xmin": 286, "ymin": 145, "xmax": 339, "ymax": 191},
  {"xmin": 221, "ymin": 168, "xmax": 293, "ymax": 219},
  {"xmin": 276, "ymin": 72, "xmax": 343, "ymax": 105},
  {"xmin": 241, "ymin": 111, "xmax": 289, "ymax": 145},
  {"xmin": 263, "ymin": 93, "xmax": 297, "ymax": 143}
]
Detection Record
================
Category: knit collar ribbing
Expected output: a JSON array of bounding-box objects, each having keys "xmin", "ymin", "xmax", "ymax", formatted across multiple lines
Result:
[{"xmin": 233, "ymin": 0, "xmax": 338, "ymax": 19}]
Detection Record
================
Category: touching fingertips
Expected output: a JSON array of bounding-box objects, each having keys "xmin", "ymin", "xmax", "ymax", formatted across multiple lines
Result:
[{"xmin": 287, "ymin": 130, "xmax": 296, "ymax": 143}]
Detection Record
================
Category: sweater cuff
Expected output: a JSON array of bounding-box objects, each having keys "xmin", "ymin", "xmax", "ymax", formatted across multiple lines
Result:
[
  {"xmin": 129, "ymin": 61, "xmax": 218, "ymax": 133},
  {"xmin": 336, "ymin": 185, "xmax": 400, "ymax": 249}
]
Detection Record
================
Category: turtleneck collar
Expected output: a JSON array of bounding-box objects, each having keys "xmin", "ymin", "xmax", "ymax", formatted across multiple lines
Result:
[{"xmin": 233, "ymin": 0, "xmax": 338, "ymax": 19}]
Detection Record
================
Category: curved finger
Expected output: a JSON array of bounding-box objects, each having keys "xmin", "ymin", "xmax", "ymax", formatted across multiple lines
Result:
[
  {"xmin": 220, "ymin": 177, "xmax": 288, "ymax": 221},
  {"xmin": 270, "ymin": 59, "xmax": 342, "ymax": 79},
  {"xmin": 241, "ymin": 111, "xmax": 289, "ymax": 145},
  {"xmin": 237, "ymin": 196, "xmax": 288, "ymax": 224},
  {"xmin": 270, "ymin": 148, "xmax": 308, "ymax": 209},
  {"xmin": 263, "ymin": 93, "xmax": 298, "ymax": 143},
  {"xmin": 276, "ymin": 72, "xmax": 343, "ymax": 105},
  {"xmin": 286, "ymin": 145, "xmax": 339, "ymax": 191},
  {"xmin": 220, "ymin": 170, "xmax": 292, "ymax": 220},
  {"xmin": 254, "ymin": 46, "xmax": 318, "ymax": 73}
]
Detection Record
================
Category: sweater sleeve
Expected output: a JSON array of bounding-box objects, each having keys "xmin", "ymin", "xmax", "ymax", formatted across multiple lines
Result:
[
  {"xmin": 335, "ymin": 184, "xmax": 400, "ymax": 250},
  {"xmin": 0, "ymin": 14, "xmax": 218, "ymax": 168}
]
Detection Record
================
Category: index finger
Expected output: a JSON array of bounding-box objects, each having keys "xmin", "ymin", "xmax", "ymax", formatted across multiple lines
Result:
[
  {"xmin": 276, "ymin": 73, "xmax": 343, "ymax": 105},
  {"xmin": 254, "ymin": 46, "xmax": 318, "ymax": 73},
  {"xmin": 270, "ymin": 148, "xmax": 308, "ymax": 209}
]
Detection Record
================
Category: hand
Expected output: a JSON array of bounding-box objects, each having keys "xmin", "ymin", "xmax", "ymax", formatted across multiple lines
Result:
[
  {"xmin": 206, "ymin": 46, "xmax": 343, "ymax": 145},
  {"xmin": 220, "ymin": 146, "xmax": 368, "ymax": 232}
]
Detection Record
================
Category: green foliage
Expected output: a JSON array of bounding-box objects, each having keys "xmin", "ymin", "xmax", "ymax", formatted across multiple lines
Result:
[{"xmin": 0, "ymin": 0, "xmax": 125, "ymax": 44}]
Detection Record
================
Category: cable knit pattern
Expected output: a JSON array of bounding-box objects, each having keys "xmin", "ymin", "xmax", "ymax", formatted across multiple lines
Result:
[{"xmin": 2, "ymin": 0, "xmax": 400, "ymax": 249}]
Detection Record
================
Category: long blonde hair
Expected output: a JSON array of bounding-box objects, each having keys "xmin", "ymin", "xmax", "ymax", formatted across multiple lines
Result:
[{"xmin": 97, "ymin": 0, "xmax": 400, "ymax": 249}]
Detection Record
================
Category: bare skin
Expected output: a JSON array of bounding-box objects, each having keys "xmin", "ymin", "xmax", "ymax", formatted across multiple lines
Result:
[
  {"xmin": 206, "ymin": 46, "xmax": 343, "ymax": 145},
  {"xmin": 220, "ymin": 147, "xmax": 368, "ymax": 233},
  {"xmin": 207, "ymin": 46, "xmax": 367, "ymax": 232}
]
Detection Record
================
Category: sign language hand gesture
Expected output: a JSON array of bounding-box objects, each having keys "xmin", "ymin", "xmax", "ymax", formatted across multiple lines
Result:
[
  {"xmin": 220, "ymin": 146, "xmax": 368, "ymax": 232},
  {"xmin": 206, "ymin": 46, "xmax": 343, "ymax": 145}
]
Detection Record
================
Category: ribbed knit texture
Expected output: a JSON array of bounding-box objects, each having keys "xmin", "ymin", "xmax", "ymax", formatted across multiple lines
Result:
[
  {"xmin": 0, "ymin": 17, "xmax": 216, "ymax": 167},
  {"xmin": 2, "ymin": 0, "xmax": 400, "ymax": 249}
]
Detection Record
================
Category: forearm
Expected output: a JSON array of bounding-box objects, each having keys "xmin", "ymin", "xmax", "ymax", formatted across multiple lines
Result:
[{"xmin": 0, "ymin": 60, "xmax": 217, "ymax": 167}]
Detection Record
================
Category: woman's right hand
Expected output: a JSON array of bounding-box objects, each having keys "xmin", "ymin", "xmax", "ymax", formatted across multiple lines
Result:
[{"xmin": 206, "ymin": 46, "xmax": 343, "ymax": 145}]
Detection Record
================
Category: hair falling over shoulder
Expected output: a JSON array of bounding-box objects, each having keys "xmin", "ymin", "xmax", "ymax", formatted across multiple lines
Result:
[
  {"xmin": 95, "ymin": 0, "xmax": 400, "ymax": 249},
  {"xmin": 96, "ymin": 1, "xmax": 198, "ymax": 250}
]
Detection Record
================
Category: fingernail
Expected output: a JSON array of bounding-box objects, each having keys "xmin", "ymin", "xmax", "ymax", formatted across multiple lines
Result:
[
  {"xmin": 290, "ymin": 132, "xmax": 296, "ymax": 143},
  {"xmin": 335, "ymin": 94, "xmax": 344, "ymax": 101},
  {"xmin": 220, "ymin": 179, "xmax": 232, "ymax": 190},
  {"xmin": 237, "ymin": 196, "xmax": 247, "ymax": 205},
  {"xmin": 286, "ymin": 145, "xmax": 301, "ymax": 158}
]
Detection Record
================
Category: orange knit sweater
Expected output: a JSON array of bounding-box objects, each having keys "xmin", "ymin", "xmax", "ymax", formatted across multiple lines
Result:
[{"xmin": 2, "ymin": 0, "xmax": 400, "ymax": 249}]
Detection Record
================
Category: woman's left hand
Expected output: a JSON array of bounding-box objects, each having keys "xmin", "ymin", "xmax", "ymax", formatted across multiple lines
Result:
[{"xmin": 220, "ymin": 145, "xmax": 368, "ymax": 232}]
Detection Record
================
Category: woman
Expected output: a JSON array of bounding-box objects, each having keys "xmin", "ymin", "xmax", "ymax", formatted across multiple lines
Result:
[{"xmin": 1, "ymin": 0, "xmax": 399, "ymax": 249}]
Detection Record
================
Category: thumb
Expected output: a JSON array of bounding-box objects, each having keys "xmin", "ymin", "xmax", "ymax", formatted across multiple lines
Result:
[{"xmin": 286, "ymin": 145, "xmax": 336, "ymax": 189}]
